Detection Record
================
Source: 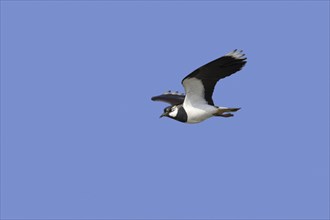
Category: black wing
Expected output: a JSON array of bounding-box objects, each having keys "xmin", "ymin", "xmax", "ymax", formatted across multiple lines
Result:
[
  {"xmin": 181, "ymin": 49, "xmax": 247, "ymax": 105},
  {"xmin": 151, "ymin": 91, "xmax": 185, "ymax": 105}
]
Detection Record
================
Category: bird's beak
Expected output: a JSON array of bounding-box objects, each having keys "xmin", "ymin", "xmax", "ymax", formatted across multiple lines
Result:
[{"xmin": 159, "ymin": 112, "xmax": 167, "ymax": 118}]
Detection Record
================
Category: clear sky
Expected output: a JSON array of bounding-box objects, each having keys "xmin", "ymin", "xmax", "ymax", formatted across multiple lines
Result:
[{"xmin": 1, "ymin": 1, "xmax": 329, "ymax": 219}]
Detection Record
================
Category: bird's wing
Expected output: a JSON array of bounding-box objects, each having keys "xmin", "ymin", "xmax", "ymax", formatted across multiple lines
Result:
[
  {"xmin": 181, "ymin": 49, "xmax": 247, "ymax": 106},
  {"xmin": 151, "ymin": 91, "xmax": 185, "ymax": 105}
]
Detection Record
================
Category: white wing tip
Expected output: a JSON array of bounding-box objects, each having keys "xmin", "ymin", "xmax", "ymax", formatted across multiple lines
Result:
[{"xmin": 225, "ymin": 49, "xmax": 246, "ymax": 59}]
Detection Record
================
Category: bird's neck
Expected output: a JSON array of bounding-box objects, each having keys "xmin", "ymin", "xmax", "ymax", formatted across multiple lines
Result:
[{"xmin": 175, "ymin": 106, "xmax": 188, "ymax": 123}]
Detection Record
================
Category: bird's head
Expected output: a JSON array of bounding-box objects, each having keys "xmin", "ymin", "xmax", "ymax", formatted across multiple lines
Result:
[{"xmin": 160, "ymin": 105, "xmax": 179, "ymax": 119}]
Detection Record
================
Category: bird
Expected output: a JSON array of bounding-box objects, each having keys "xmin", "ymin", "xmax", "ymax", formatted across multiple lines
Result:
[{"xmin": 151, "ymin": 49, "xmax": 247, "ymax": 124}]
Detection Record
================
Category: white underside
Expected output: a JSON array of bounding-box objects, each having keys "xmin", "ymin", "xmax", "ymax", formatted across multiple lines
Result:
[
  {"xmin": 182, "ymin": 78, "xmax": 219, "ymax": 123},
  {"xmin": 185, "ymin": 104, "xmax": 218, "ymax": 123}
]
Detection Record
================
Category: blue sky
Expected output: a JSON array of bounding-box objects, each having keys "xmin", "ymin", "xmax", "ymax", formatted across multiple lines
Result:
[{"xmin": 1, "ymin": 1, "xmax": 329, "ymax": 219}]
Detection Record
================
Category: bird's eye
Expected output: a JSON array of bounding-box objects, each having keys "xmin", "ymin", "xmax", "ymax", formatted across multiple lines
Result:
[{"xmin": 171, "ymin": 107, "xmax": 176, "ymax": 111}]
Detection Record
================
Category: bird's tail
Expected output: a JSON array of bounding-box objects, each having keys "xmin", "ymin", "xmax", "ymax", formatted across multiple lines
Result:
[{"xmin": 213, "ymin": 107, "xmax": 240, "ymax": 117}]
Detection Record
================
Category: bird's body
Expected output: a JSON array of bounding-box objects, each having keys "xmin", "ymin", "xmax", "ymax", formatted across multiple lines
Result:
[
  {"xmin": 152, "ymin": 50, "xmax": 247, "ymax": 124},
  {"xmin": 184, "ymin": 105, "xmax": 217, "ymax": 124}
]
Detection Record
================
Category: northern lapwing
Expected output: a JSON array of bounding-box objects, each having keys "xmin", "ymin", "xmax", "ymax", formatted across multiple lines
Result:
[{"xmin": 151, "ymin": 49, "xmax": 247, "ymax": 124}]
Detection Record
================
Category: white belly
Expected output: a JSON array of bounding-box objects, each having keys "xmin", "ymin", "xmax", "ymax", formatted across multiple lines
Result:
[{"xmin": 186, "ymin": 105, "xmax": 218, "ymax": 123}]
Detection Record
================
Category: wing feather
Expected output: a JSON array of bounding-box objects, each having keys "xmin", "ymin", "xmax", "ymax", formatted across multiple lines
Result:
[
  {"xmin": 151, "ymin": 92, "xmax": 185, "ymax": 105},
  {"xmin": 182, "ymin": 50, "xmax": 247, "ymax": 106}
]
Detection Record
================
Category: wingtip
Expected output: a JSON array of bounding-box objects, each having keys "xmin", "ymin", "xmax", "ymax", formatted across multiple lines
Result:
[{"xmin": 225, "ymin": 49, "xmax": 246, "ymax": 60}]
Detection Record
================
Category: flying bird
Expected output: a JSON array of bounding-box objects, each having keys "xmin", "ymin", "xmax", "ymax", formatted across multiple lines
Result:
[{"xmin": 151, "ymin": 49, "xmax": 247, "ymax": 124}]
